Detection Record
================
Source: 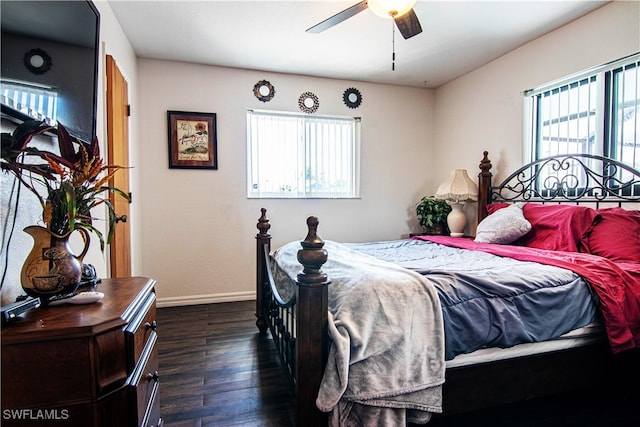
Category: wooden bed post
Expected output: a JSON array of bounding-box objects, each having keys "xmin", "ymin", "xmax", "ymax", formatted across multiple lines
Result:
[
  {"xmin": 478, "ymin": 151, "xmax": 493, "ymax": 222},
  {"xmin": 256, "ymin": 208, "xmax": 271, "ymax": 335},
  {"xmin": 296, "ymin": 216, "xmax": 330, "ymax": 427}
]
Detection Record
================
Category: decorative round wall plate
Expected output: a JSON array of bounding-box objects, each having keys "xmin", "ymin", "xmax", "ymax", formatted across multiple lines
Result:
[
  {"xmin": 299, "ymin": 91, "xmax": 319, "ymax": 114},
  {"xmin": 343, "ymin": 87, "xmax": 362, "ymax": 109},
  {"xmin": 24, "ymin": 48, "xmax": 52, "ymax": 75},
  {"xmin": 253, "ymin": 80, "xmax": 275, "ymax": 102}
]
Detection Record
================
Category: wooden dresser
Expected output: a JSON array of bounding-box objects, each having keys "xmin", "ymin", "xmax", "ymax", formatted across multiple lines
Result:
[{"xmin": 1, "ymin": 277, "xmax": 162, "ymax": 427}]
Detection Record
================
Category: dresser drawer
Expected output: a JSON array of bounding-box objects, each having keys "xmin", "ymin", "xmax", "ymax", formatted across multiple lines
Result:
[
  {"xmin": 128, "ymin": 332, "xmax": 159, "ymax": 427},
  {"xmin": 0, "ymin": 277, "xmax": 158, "ymax": 427},
  {"xmin": 125, "ymin": 292, "xmax": 157, "ymax": 372},
  {"xmin": 142, "ymin": 378, "xmax": 162, "ymax": 427}
]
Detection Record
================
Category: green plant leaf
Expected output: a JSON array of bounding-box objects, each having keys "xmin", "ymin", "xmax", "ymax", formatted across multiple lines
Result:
[{"xmin": 415, "ymin": 196, "xmax": 451, "ymax": 229}]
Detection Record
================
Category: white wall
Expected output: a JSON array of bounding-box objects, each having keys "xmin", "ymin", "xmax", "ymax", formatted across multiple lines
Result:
[
  {"xmin": 135, "ymin": 61, "xmax": 434, "ymax": 305},
  {"xmin": 92, "ymin": 0, "xmax": 141, "ymax": 278}
]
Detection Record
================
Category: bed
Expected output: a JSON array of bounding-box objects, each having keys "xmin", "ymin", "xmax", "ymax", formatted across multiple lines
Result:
[{"xmin": 254, "ymin": 151, "xmax": 640, "ymax": 426}]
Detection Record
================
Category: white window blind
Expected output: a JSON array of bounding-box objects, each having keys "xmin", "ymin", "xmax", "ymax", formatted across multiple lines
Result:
[
  {"xmin": 247, "ymin": 110, "xmax": 361, "ymax": 198},
  {"xmin": 0, "ymin": 80, "xmax": 58, "ymax": 125}
]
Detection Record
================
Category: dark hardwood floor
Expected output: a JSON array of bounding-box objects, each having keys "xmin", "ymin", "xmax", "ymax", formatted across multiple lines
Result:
[
  {"xmin": 158, "ymin": 300, "xmax": 295, "ymax": 427},
  {"xmin": 158, "ymin": 301, "xmax": 639, "ymax": 427}
]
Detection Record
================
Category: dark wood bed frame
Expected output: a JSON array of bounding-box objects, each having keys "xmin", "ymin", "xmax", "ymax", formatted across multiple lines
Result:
[{"xmin": 255, "ymin": 151, "xmax": 640, "ymax": 426}]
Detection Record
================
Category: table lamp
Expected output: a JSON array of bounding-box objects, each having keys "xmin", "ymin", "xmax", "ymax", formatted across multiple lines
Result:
[{"xmin": 435, "ymin": 169, "xmax": 478, "ymax": 237}]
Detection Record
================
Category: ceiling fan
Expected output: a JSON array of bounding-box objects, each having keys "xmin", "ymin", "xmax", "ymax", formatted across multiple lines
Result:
[{"xmin": 306, "ymin": 0, "xmax": 422, "ymax": 40}]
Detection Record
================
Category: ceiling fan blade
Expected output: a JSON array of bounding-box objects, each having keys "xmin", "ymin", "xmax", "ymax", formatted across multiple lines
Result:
[
  {"xmin": 394, "ymin": 8, "xmax": 422, "ymax": 39},
  {"xmin": 306, "ymin": 1, "xmax": 369, "ymax": 34}
]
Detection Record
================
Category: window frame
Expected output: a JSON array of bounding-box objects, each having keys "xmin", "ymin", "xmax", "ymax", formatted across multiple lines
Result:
[
  {"xmin": 524, "ymin": 52, "xmax": 639, "ymax": 167},
  {"xmin": 524, "ymin": 53, "xmax": 640, "ymax": 195},
  {"xmin": 246, "ymin": 109, "xmax": 361, "ymax": 199},
  {"xmin": 1, "ymin": 79, "xmax": 58, "ymax": 126}
]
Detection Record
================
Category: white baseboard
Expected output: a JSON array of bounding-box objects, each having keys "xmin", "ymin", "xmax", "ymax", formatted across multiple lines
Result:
[{"xmin": 156, "ymin": 291, "xmax": 256, "ymax": 308}]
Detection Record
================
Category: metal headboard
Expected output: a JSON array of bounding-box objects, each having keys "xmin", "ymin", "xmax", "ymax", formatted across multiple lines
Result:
[
  {"xmin": 477, "ymin": 152, "xmax": 640, "ymax": 221},
  {"xmin": 491, "ymin": 154, "xmax": 640, "ymax": 203}
]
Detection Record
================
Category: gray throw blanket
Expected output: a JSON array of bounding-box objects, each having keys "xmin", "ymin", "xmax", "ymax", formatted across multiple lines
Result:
[{"xmin": 273, "ymin": 241, "xmax": 445, "ymax": 426}]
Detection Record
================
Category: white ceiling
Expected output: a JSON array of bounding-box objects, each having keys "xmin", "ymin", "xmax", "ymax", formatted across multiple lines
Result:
[{"xmin": 107, "ymin": 0, "xmax": 609, "ymax": 88}]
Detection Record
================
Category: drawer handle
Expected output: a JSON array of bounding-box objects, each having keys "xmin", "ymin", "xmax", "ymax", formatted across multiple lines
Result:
[
  {"xmin": 145, "ymin": 320, "xmax": 157, "ymax": 331},
  {"xmin": 146, "ymin": 370, "xmax": 159, "ymax": 382}
]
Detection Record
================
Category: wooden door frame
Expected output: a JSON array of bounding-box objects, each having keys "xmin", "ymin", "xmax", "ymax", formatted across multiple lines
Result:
[{"xmin": 106, "ymin": 54, "xmax": 131, "ymax": 278}]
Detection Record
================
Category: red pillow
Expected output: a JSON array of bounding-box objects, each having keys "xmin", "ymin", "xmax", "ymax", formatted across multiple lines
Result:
[
  {"xmin": 581, "ymin": 208, "xmax": 640, "ymax": 262},
  {"xmin": 514, "ymin": 204, "xmax": 600, "ymax": 252},
  {"xmin": 486, "ymin": 203, "xmax": 510, "ymax": 214}
]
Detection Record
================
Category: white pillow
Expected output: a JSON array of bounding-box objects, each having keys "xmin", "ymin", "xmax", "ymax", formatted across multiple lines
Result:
[{"xmin": 474, "ymin": 203, "xmax": 531, "ymax": 244}]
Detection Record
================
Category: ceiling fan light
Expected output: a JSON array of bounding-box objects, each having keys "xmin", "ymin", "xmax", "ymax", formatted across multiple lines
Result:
[{"xmin": 368, "ymin": 0, "xmax": 416, "ymax": 19}]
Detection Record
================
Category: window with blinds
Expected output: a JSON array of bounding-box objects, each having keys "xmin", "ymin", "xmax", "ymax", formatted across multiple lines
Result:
[
  {"xmin": 1, "ymin": 80, "xmax": 58, "ymax": 125},
  {"xmin": 525, "ymin": 52, "xmax": 640, "ymax": 189},
  {"xmin": 247, "ymin": 110, "xmax": 361, "ymax": 198}
]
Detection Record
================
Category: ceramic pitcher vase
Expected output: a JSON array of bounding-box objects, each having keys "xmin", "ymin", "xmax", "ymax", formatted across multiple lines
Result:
[{"xmin": 21, "ymin": 225, "xmax": 91, "ymax": 299}]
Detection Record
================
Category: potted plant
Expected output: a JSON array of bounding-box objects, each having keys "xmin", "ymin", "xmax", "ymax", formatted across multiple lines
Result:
[
  {"xmin": 1, "ymin": 120, "xmax": 130, "ymax": 298},
  {"xmin": 415, "ymin": 196, "xmax": 451, "ymax": 235}
]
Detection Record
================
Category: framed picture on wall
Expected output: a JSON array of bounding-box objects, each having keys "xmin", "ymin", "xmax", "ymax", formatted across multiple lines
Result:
[{"xmin": 167, "ymin": 110, "xmax": 218, "ymax": 169}]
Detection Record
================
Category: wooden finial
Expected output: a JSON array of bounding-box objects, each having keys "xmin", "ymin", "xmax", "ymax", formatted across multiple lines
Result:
[
  {"xmin": 297, "ymin": 216, "xmax": 329, "ymax": 287},
  {"xmin": 257, "ymin": 207, "xmax": 271, "ymax": 237},
  {"xmin": 301, "ymin": 216, "xmax": 323, "ymax": 249},
  {"xmin": 479, "ymin": 151, "xmax": 492, "ymax": 177},
  {"xmin": 478, "ymin": 151, "xmax": 493, "ymax": 222}
]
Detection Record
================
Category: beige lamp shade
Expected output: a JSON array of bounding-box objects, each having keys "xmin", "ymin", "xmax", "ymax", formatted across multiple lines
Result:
[
  {"xmin": 434, "ymin": 169, "xmax": 479, "ymax": 237},
  {"xmin": 434, "ymin": 169, "xmax": 479, "ymax": 203}
]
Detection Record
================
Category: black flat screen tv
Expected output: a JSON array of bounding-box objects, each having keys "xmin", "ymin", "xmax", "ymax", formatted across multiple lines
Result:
[{"xmin": 1, "ymin": 0, "xmax": 100, "ymax": 143}]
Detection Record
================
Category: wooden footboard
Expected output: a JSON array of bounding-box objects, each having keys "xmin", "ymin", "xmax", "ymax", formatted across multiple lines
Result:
[{"xmin": 256, "ymin": 209, "xmax": 329, "ymax": 427}]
